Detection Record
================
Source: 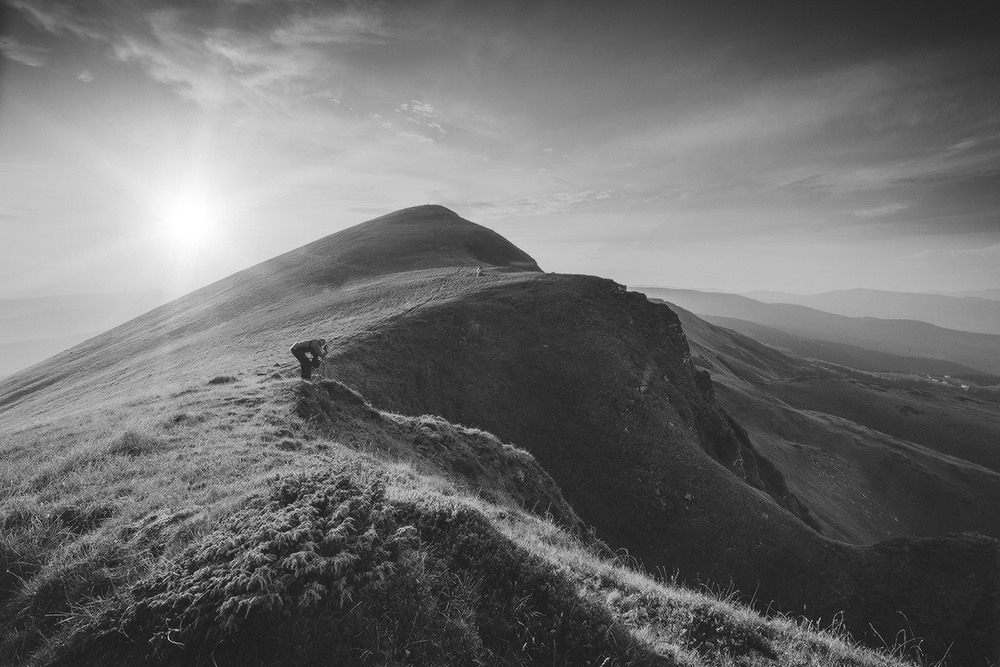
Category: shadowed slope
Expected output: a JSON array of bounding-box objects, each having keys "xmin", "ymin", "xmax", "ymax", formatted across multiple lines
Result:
[{"xmin": 329, "ymin": 275, "xmax": 999, "ymax": 665}]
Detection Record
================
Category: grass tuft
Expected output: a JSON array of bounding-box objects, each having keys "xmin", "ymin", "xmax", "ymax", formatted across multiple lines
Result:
[{"xmin": 105, "ymin": 431, "xmax": 164, "ymax": 457}]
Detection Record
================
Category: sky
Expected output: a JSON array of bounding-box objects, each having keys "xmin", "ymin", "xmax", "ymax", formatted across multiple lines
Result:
[{"xmin": 2, "ymin": 0, "xmax": 999, "ymax": 300}]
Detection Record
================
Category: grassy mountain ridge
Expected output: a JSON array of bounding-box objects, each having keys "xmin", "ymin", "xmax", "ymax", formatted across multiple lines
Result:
[{"xmin": 0, "ymin": 205, "xmax": 995, "ymax": 664}]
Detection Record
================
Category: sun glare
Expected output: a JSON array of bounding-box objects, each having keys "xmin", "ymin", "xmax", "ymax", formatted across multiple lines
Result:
[{"xmin": 156, "ymin": 189, "xmax": 221, "ymax": 254}]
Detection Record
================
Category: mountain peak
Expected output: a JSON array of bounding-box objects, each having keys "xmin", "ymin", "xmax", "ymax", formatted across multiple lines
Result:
[
  {"xmin": 277, "ymin": 205, "xmax": 542, "ymax": 287},
  {"xmin": 368, "ymin": 204, "xmax": 464, "ymax": 223}
]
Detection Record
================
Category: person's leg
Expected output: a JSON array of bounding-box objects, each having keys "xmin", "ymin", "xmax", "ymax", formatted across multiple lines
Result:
[{"xmin": 292, "ymin": 348, "xmax": 312, "ymax": 379}]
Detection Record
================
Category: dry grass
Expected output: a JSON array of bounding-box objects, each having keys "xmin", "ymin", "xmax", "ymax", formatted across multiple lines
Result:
[{"xmin": 0, "ymin": 371, "xmax": 923, "ymax": 666}]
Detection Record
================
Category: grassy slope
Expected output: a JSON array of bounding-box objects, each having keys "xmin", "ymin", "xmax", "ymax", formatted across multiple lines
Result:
[
  {"xmin": 0, "ymin": 363, "xmax": 911, "ymax": 666},
  {"xmin": 0, "ymin": 205, "xmax": 993, "ymax": 665}
]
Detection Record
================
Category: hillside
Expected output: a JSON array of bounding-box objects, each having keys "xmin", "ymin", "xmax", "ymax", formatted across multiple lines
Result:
[
  {"xmin": 637, "ymin": 286, "xmax": 1000, "ymax": 377},
  {"xmin": 1, "ymin": 206, "xmax": 996, "ymax": 665}
]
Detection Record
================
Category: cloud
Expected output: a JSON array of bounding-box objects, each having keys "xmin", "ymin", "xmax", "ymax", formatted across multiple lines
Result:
[
  {"xmin": 398, "ymin": 132, "xmax": 433, "ymax": 144},
  {"xmin": 853, "ymin": 203, "xmax": 910, "ymax": 218},
  {"xmin": 467, "ymin": 190, "xmax": 613, "ymax": 218},
  {"xmin": 9, "ymin": 1, "xmax": 392, "ymax": 110},
  {"xmin": 394, "ymin": 100, "xmax": 448, "ymax": 140},
  {"xmin": 270, "ymin": 11, "xmax": 390, "ymax": 47},
  {"xmin": 77, "ymin": 69, "xmax": 94, "ymax": 82},
  {"xmin": 0, "ymin": 36, "xmax": 49, "ymax": 66},
  {"xmin": 902, "ymin": 243, "xmax": 1000, "ymax": 262},
  {"xmin": 10, "ymin": 0, "xmax": 107, "ymax": 40}
]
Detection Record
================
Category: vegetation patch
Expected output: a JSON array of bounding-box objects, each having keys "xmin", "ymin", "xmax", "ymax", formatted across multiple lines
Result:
[
  {"xmin": 105, "ymin": 430, "xmax": 164, "ymax": 457},
  {"xmin": 292, "ymin": 380, "xmax": 581, "ymax": 528},
  {"xmin": 0, "ymin": 500, "xmax": 119, "ymax": 660},
  {"xmin": 51, "ymin": 469, "xmax": 655, "ymax": 667},
  {"xmin": 208, "ymin": 375, "xmax": 238, "ymax": 385}
]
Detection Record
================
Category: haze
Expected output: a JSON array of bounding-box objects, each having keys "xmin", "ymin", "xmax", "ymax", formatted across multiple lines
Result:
[{"xmin": 2, "ymin": 0, "xmax": 999, "ymax": 300}]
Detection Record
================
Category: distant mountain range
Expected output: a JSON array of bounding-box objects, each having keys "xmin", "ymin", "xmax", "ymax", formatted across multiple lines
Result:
[
  {"xmin": 636, "ymin": 287, "xmax": 1000, "ymax": 379},
  {"xmin": 744, "ymin": 288, "xmax": 1000, "ymax": 335}
]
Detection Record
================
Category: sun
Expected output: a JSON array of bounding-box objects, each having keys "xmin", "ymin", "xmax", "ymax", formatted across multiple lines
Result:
[{"xmin": 156, "ymin": 188, "xmax": 221, "ymax": 254}]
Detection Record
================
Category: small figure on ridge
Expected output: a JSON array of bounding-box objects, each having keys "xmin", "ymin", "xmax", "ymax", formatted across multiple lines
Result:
[{"xmin": 290, "ymin": 338, "xmax": 328, "ymax": 380}]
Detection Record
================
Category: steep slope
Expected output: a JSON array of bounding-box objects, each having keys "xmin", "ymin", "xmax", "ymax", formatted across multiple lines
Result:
[
  {"xmin": 0, "ymin": 206, "xmax": 996, "ymax": 665},
  {"xmin": 327, "ymin": 275, "xmax": 999, "ymax": 665},
  {"xmin": 744, "ymin": 288, "xmax": 1000, "ymax": 336},
  {"xmin": 637, "ymin": 287, "xmax": 1000, "ymax": 376}
]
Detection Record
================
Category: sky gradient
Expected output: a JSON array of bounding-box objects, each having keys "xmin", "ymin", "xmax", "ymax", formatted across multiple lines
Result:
[{"xmin": 2, "ymin": 0, "xmax": 999, "ymax": 298}]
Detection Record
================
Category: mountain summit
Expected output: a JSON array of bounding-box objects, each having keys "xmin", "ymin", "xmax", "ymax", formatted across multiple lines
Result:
[
  {"xmin": 0, "ymin": 206, "xmax": 997, "ymax": 666},
  {"xmin": 260, "ymin": 204, "xmax": 541, "ymax": 291}
]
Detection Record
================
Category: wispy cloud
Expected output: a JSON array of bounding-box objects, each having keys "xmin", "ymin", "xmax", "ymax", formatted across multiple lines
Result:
[
  {"xmin": 902, "ymin": 243, "xmax": 1000, "ymax": 261},
  {"xmin": 0, "ymin": 36, "xmax": 49, "ymax": 67},
  {"xmin": 270, "ymin": 11, "xmax": 390, "ymax": 47},
  {"xmin": 10, "ymin": 1, "xmax": 399, "ymax": 110},
  {"xmin": 467, "ymin": 190, "xmax": 613, "ymax": 219},
  {"xmin": 853, "ymin": 203, "xmax": 910, "ymax": 218}
]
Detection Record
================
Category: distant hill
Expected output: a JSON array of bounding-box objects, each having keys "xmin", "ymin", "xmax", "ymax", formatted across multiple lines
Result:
[
  {"xmin": 0, "ymin": 291, "xmax": 168, "ymax": 378},
  {"xmin": 0, "ymin": 333, "xmax": 98, "ymax": 378},
  {"xmin": 1, "ymin": 206, "xmax": 996, "ymax": 665},
  {"xmin": 636, "ymin": 286, "xmax": 1000, "ymax": 376},
  {"xmin": 705, "ymin": 314, "xmax": 1000, "ymax": 384},
  {"xmin": 744, "ymin": 288, "xmax": 1000, "ymax": 335}
]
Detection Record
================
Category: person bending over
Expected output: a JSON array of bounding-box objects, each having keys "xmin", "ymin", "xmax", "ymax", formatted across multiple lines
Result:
[{"xmin": 290, "ymin": 338, "xmax": 328, "ymax": 380}]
